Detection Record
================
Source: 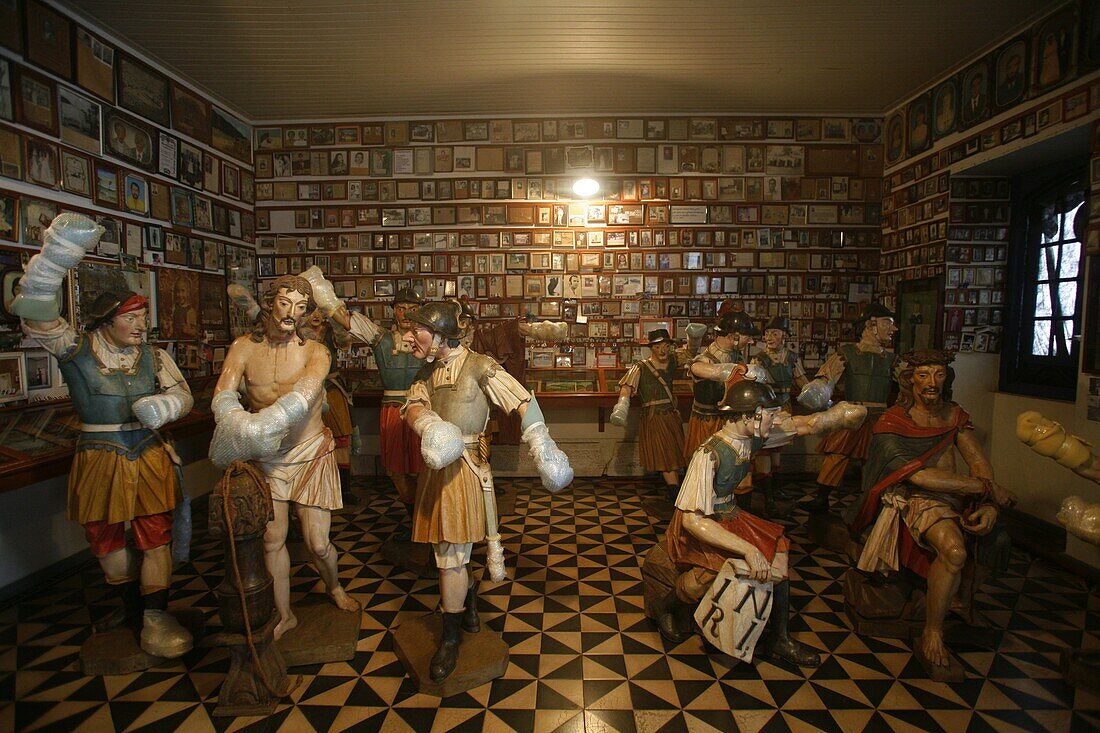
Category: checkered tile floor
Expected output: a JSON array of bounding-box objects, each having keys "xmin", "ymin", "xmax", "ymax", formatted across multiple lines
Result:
[{"xmin": 2, "ymin": 475, "xmax": 1099, "ymax": 732}]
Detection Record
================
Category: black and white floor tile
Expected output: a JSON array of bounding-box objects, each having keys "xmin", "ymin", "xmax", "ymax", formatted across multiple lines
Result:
[{"xmin": 2, "ymin": 475, "xmax": 1099, "ymax": 732}]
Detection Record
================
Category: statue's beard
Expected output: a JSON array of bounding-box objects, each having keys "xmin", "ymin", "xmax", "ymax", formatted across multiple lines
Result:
[{"xmin": 916, "ymin": 388, "xmax": 942, "ymax": 407}]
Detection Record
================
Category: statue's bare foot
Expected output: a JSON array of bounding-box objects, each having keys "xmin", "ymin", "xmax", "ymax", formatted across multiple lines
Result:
[
  {"xmin": 329, "ymin": 587, "xmax": 360, "ymax": 613},
  {"xmin": 920, "ymin": 630, "xmax": 951, "ymax": 668},
  {"xmin": 273, "ymin": 614, "xmax": 298, "ymax": 641}
]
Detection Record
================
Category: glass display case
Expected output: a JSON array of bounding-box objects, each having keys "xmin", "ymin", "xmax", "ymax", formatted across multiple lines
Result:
[{"xmin": 527, "ymin": 368, "xmax": 601, "ymax": 394}]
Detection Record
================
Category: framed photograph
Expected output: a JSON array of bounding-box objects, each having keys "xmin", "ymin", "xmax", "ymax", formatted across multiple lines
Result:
[
  {"xmin": 0, "ymin": 0, "xmax": 22, "ymax": 53},
  {"xmin": 178, "ymin": 139, "xmax": 203, "ymax": 188},
  {"xmin": 1031, "ymin": 6, "xmax": 1077, "ymax": 96},
  {"xmin": 0, "ymin": 351, "xmax": 26, "ymax": 404},
  {"xmin": 16, "ymin": 67, "xmax": 58, "ymax": 136},
  {"xmin": 930, "ymin": 78, "xmax": 957, "ymax": 140},
  {"xmin": 171, "ymin": 82, "xmax": 211, "ymax": 143},
  {"xmin": 211, "ymin": 106, "xmax": 252, "ymax": 164},
  {"xmin": 22, "ymin": 197, "xmax": 56, "ymax": 245},
  {"xmin": 0, "ymin": 191, "xmax": 18, "ymax": 242},
  {"xmin": 958, "ymin": 58, "xmax": 991, "ymax": 131},
  {"xmin": 24, "ymin": 137, "xmax": 58, "ymax": 188},
  {"xmin": 906, "ymin": 94, "xmax": 931, "ymax": 156},
  {"xmin": 123, "ymin": 173, "xmax": 148, "ymax": 216},
  {"xmin": 170, "ymin": 186, "xmax": 193, "ymax": 227},
  {"xmin": 0, "ymin": 59, "xmax": 13, "ymax": 122},
  {"xmin": 26, "ymin": 1, "xmax": 72, "ymax": 78},
  {"xmin": 75, "ymin": 27, "xmax": 115, "ymax": 101},
  {"xmin": 103, "ymin": 108, "xmax": 157, "ymax": 173},
  {"xmin": 993, "ymin": 35, "xmax": 1029, "ymax": 110},
  {"xmin": 155, "ymin": 267, "xmax": 200, "ymax": 339},
  {"xmin": 24, "ymin": 349, "xmax": 54, "ymax": 392},
  {"xmin": 117, "ymin": 52, "xmax": 170, "ymax": 127},
  {"xmin": 884, "ymin": 111, "xmax": 905, "ymax": 166},
  {"xmin": 93, "ymin": 163, "xmax": 119, "ymax": 208},
  {"xmin": 58, "ymin": 84, "xmax": 100, "ymax": 154},
  {"xmin": 59, "ymin": 148, "xmax": 90, "ymax": 195},
  {"xmin": 897, "ymin": 277, "xmax": 944, "ymax": 353}
]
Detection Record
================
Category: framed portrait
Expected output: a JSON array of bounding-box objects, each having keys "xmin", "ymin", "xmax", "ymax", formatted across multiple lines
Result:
[
  {"xmin": 957, "ymin": 58, "xmax": 991, "ymax": 131},
  {"xmin": 884, "ymin": 111, "xmax": 905, "ymax": 166},
  {"xmin": 75, "ymin": 27, "xmax": 114, "ymax": 101},
  {"xmin": 103, "ymin": 108, "xmax": 157, "ymax": 173},
  {"xmin": 0, "ymin": 0, "xmax": 22, "ymax": 54},
  {"xmin": 22, "ymin": 197, "xmax": 56, "ymax": 245},
  {"xmin": 93, "ymin": 163, "xmax": 119, "ymax": 208},
  {"xmin": 930, "ymin": 77, "xmax": 957, "ymax": 140},
  {"xmin": 0, "ymin": 59, "xmax": 12, "ymax": 122},
  {"xmin": 170, "ymin": 186, "xmax": 193, "ymax": 227},
  {"xmin": 23, "ymin": 349, "xmax": 54, "ymax": 392},
  {"xmin": 122, "ymin": 173, "xmax": 148, "ymax": 216},
  {"xmin": 993, "ymin": 35, "xmax": 1029, "ymax": 110},
  {"xmin": 0, "ymin": 351, "xmax": 26, "ymax": 404},
  {"xmin": 202, "ymin": 151, "xmax": 219, "ymax": 193},
  {"xmin": 0, "ymin": 190, "xmax": 17, "ymax": 242},
  {"xmin": 906, "ymin": 94, "xmax": 931, "ymax": 156},
  {"xmin": 155, "ymin": 267, "xmax": 200, "ymax": 339},
  {"xmin": 0, "ymin": 127, "xmax": 20, "ymax": 181},
  {"xmin": 26, "ymin": 1, "xmax": 72, "ymax": 78},
  {"xmin": 16, "ymin": 67, "xmax": 58, "ymax": 136},
  {"xmin": 178, "ymin": 139, "xmax": 203, "ymax": 188},
  {"xmin": 1031, "ymin": 6, "xmax": 1078, "ymax": 96},
  {"xmin": 171, "ymin": 82, "xmax": 211, "ymax": 143},
  {"xmin": 58, "ymin": 84, "xmax": 101, "ymax": 154},
  {"xmin": 24, "ymin": 137, "xmax": 58, "ymax": 188},
  {"xmin": 211, "ymin": 106, "xmax": 252, "ymax": 164},
  {"xmin": 117, "ymin": 52, "xmax": 170, "ymax": 127}
]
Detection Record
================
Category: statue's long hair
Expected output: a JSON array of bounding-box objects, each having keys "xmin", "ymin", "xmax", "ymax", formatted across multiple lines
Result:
[
  {"xmin": 896, "ymin": 348, "xmax": 956, "ymax": 414},
  {"xmin": 250, "ymin": 275, "xmax": 316, "ymax": 344}
]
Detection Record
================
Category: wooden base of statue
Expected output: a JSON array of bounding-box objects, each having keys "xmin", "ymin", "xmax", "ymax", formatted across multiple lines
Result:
[
  {"xmin": 381, "ymin": 538, "xmax": 436, "ymax": 577},
  {"xmin": 214, "ymin": 615, "xmax": 292, "ymax": 717},
  {"xmin": 1062, "ymin": 648, "xmax": 1100, "ymax": 693},
  {"xmin": 276, "ymin": 598, "xmax": 361, "ymax": 667},
  {"xmin": 806, "ymin": 511, "xmax": 851, "ymax": 552},
  {"xmin": 392, "ymin": 612, "xmax": 509, "ymax": 697},
  {"xmin": 80, "ymin": 608, "xmax": 205, "ymax": 676}
]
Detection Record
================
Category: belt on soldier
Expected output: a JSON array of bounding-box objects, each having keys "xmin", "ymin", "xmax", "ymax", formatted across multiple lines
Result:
[
  {"xmin": 691, "ymin": 400, "xmax": 720, "ymax": 415},
  {"xmin": 82, "ymin": 421, "xmax": 144, "ymax": 432},
  {"xmin": 383, "ymin": 389, "xmax": 407, "ymax": 397},
  {"xmin": 849, "ymin": 401, "xmax": 887, "ymax": 407}
]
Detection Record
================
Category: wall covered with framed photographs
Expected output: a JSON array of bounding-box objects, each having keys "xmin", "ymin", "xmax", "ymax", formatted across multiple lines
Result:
[
  {"xmin": 879, "ymin": 0, "xmax": 1100, "ymax": 354},
  {"xmin": 253, "ymin": 115, "xmax": 884, "ymax": 374},
  {"xmin": 0, "ymin": 0, "xmax": 257, "ymax": 399}
]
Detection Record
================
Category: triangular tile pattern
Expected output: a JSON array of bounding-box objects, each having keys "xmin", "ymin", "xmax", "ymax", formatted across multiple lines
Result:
[{"xmin": 1, "ymin": 475, "xmax": 1098, "ymax": 731}]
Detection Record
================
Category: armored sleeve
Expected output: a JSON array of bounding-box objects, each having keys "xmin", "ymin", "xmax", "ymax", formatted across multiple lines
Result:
[
  {"xmin": 814, "ymin": 349, "xmax": 847, "ymax": 383},
  {"xmin": 674, "ymin": 447, "xmax": 718, "ymax": 515},
  {"xmin": 618, "ymin": 362, "xmax": 642, "ymax": 393},
  {"xmin": 481, "ymin": 361, "xmax": 531, "ymax": 414}
]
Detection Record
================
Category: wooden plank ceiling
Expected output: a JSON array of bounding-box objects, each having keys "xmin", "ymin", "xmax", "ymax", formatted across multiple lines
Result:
[{"xmin": 63, "ymin": 0, "xmax": 1063, "ymax": 121}]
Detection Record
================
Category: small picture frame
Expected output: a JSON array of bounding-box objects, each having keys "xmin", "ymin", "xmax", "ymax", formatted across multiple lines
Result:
[{"xmin": 0, "ymin": 351, "xmax": 27, "ymax": 403}]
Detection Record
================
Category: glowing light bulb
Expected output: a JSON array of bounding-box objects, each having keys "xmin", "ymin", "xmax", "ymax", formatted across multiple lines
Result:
[{"xmin": 572, "ymin": 178, "xmax": 600, "ymax": 198}]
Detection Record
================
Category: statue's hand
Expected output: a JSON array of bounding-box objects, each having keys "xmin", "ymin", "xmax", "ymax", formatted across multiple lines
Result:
[
  {"xmin": 797, "ymin": 378, "xmax": 833, "ymax": 412},
  {"xmin": 609, "ymin": 395, "xmax": 630, "ymax": 427},
  {"xmin": 413, "ymin": 412, "xmax": 464, "ymax": 469},
  {"xmin": 522, "ymin": 421, "xmax": 573, "ymax": 493},
  {"xmin": 963, "ymin": 504, "xmax": 998, "ymax": 535},
  {"xmin": 989, "ymin": 481, "xmax": 1016, "ymax": 509},
  {"xmin": 741, "ymin": 547, "xmax": 770, "ymax": 582}
]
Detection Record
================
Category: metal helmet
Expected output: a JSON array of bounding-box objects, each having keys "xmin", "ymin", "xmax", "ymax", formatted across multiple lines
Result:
[
  {"xmin": 715, "ymin": 309, "xmax": 760, "ymax": 337},
  {"xmin": 406, "ymin": 301, "xmax": 463, "ymax": 340},
  {"xmin": 393, "ymin": 287, "xmax": 424, "ymax": 307},
  {"xmin": 719, "ymin": 378, "xmax": 782, "ymax": 414},
  {"xmin": 763, "ymin": 315, "xmax": 792, "ymax": 335},
  {"xmin": 854, "ymin": 301, "xmax": 895, "ymax": 330},
  {"xmin": 85, "ymin": 289, "xmax": 139, "ymax": 332}
]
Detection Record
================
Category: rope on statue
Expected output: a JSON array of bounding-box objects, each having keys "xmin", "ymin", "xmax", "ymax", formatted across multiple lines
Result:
[{"xmin": 218, "ymin": 463, "xmax": 300, "ymax": 698}]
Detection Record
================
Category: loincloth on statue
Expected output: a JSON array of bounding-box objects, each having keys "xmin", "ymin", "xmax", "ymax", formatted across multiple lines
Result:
[
  {"xmin": 817, "ymin": 411, "xmax": 882, "ymax": 460},
  {"xmin": 68, "ymin": 429, "xmax": 179, "ymax": 525},
  {"xmin": 639, "ymin": 407, "xmax": 686, "ymax": 473},
  {"xmin": 857, "ymin": 487, "xmax": 1011, "ymax": 576},
  {"xmin": 666, "ymin": 508, "xmax": 789, "ymax": 581},
  {"xmin": 683, "ymin": 413, "xmax": 724, "ymax": 460},
  {"xmin": 379, "ymin": 404, "xmax": 423, "ymax": 475},
  {"xmin": 413, "ymin": 438, "xmax": 488, "ymax": 546},
  {"xmin": 256, "ymin": 428, "xmax": 341, "ymax": 510}
]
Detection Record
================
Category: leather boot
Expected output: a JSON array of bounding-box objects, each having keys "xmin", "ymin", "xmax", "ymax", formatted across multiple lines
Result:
[
  {"xmin": 462, "ymin": 583, "xmax": 480, "ymax": 633},
  {"xmin": 801, "ymin": 483, "xmax": 833, "ymax": 514},
  {"xmin": 655, "ymin": 591, "xmax": 693, "ymax": 644},
  {"xmin": 755, "ymin": 581, "xmax": 821, "ymax": 668},
  {"xmin": 762, "ymin": 476, "xmax": 791, "ymax": 520},
  {"xmin": 93, "ymin": 580, "xmax": 143, "ymax": 633},
  {"xmin": 339, "ymin": 467, "xmax": 358, "ymax": 506},
  {"xmin": 430, "ymin": 612, "xmax": 464, "ymax": 682}
]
